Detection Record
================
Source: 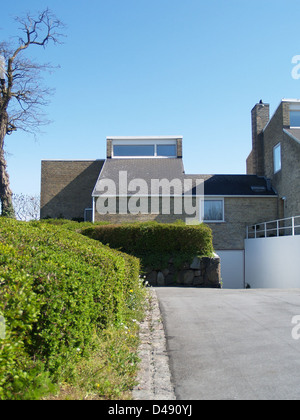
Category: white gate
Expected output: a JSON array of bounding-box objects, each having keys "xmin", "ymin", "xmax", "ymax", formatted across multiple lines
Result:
[
  {"xmin": 216, "ymin": 250, "xmax": 245, "ymax": 289},
  {"xmin": 245, "ymin": 216, "xmax": 300, "ymax": 288}
]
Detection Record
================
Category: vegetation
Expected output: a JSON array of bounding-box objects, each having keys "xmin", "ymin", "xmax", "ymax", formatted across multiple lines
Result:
[
  {"xmin": 81, "ymin": 221, "xmax": 214, "ymax": 270},
  {"xmin": 0, "ymin": 218, "xmax": 214, "ymax": 399},
  {"xmin": 0, "ymin": 218, "xmax": 147, "ymax": 400}
]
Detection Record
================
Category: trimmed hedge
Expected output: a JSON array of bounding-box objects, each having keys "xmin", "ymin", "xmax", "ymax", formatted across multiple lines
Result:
[
  {"xmin": 81, "ymin": 221, "xmax": 214, "ymax": 269},
  {"xmin": 0, "ymin": 218, "xmax": 141, "ymax": 400}
]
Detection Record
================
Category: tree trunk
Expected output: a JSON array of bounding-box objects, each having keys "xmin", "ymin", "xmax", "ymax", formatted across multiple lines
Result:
[{"xmin": 0, "ymin": 112, "xmax": 14, "ymax": 218}]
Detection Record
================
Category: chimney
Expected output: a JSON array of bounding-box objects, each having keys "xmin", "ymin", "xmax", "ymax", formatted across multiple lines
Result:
[{"xmin": 251, "ymin": 100, "xmax": 269, "ymax": 176}]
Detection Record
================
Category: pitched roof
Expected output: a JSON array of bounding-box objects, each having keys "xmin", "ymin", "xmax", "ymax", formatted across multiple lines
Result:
[
  {"xmin": 92, "ymin": 156, "xmax": 277, "ymax": 197},
  {"xmin": 185, "ymin": 174, "xmax": 277, "ymax": 196},
  {"xmin": 92, "ymin": 158, "xmax": 185, "ymax": 196},
  {"xmin": 284, "ymin": 128, "xmax": 300, "ymax": 144}
]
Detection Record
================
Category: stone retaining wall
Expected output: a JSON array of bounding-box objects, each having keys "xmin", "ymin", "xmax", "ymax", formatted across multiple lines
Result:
[{"xmin": 145, "ymin": 253, "xmax": 221, "ymax": 288}]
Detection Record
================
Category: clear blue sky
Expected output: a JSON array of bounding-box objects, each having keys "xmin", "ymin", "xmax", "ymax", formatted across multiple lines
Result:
[{"xmin": 1, "ymin": 0, "xmax": 300, "ymax": 196}]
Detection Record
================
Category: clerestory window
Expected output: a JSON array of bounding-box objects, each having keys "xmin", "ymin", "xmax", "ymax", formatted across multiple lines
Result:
[{"xmin": 112, "ymin": 140, "xmax": 177, "ymax": 158}]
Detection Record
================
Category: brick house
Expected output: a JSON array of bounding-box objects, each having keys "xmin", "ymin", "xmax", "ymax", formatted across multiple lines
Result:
[
  {"xmin": 247, "ymin": 98, "xmax": 300, "ymax": 219},
  {"xmin": 41, "ymin": 99, "xmax": 300, "ymax": 287}
]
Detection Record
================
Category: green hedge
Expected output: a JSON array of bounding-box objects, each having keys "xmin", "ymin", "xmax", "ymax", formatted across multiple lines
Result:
[
  {"xmin": 0, "ymin": 218, "xmax": 141, "ymax": 400},
  {"xmin": 81, "ymin": 221, "xmax": 214, "ymax": 269}
]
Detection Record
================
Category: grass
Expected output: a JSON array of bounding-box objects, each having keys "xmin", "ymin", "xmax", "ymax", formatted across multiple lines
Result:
[
  {"xmin": 45, "ymin": 288, "xmax": 150, "ymax": 401},
  {"xmin": 46, "ymin": 319, "xmax": 146, "ymax": 400}
]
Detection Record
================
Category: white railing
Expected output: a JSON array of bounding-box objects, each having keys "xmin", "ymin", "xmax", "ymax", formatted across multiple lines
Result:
[{"xmin": 246, "ymin": 215, "xmax": 300, "ymax": 239}]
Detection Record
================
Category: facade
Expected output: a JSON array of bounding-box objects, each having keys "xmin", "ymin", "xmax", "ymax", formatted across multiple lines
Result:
[
  {"xmin": 40, "ymin": 159, "xmax": 104, "ymax": 220},
  {"xmin": 40, "ymin": 99, "xmax": 300, "ymax": 287},
  {"xmin": 247, "ymin": 98, "xmax": 300, "ymax": 218},
  {"xmin": 40, "ymin": 135, "xmax": 278, "ymax": 248}
]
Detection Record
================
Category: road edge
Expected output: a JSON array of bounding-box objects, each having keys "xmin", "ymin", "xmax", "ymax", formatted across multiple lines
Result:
[{"xmin": 132, "ymin": 287, "xmax": 176, "ymax": 400}]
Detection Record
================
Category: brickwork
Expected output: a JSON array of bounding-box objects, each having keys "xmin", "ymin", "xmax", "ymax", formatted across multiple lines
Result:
[
  {"xmin": 94, "ymin": 195, "xmax": 278, "ymax": 250},
  {"xmin": 247, "ymin": 99, "xmax": 300, "ymax": 219},
  {"xmin": 106, "ymin": 139, "xmax": 112, "ymax": 158},
  {"xmin": 176, "ymin": 138, "xmax": 183, "ymax": 158},
  {"xmin": 206, "ymin": 197, "xmax": 278, "ymax": 250},
  {"xmin": 275, "ymin": 132, "xmax": 300, "ymax": 217},
  {"xmin": 262, "ymin": 102, "xmax": 284, "ymax": 179},
  {"xmin": 40, "ymin": 160, "xmax": 104, "ymax": 220},
  {"xmin": 249, "ymin": 102, "xmax": 270, "ymax": 176},
  {"xmin": 260, "ymin": 100, "xmax": 300, "ymax": 218},
  {"xmin": 94, "ymin": 197, "xmax": 197, "ymax": 224}
]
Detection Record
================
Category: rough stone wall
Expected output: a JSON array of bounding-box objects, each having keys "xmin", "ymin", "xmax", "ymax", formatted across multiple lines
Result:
[
  {"xmin": 40, "ymin": 160, "xmax": 104, "ymax": 220},
  {"xmin": 144, "ymin": 254, "xmax": 221, "ymax": 288}
]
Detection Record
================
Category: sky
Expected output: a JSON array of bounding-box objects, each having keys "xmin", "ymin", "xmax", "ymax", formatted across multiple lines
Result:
[{"xmin": 1, "ymin": 0, "xmax": 300, "ymax": 196}]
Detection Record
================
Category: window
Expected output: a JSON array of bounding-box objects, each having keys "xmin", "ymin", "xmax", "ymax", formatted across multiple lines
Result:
[
  {"xmin": 157, "ymin": 144, "xmax": 177, "ymax": 157},
  {"xmin": 113, "ymin": 145, "xmax": 155, "ymax": 157},
  {"xmin": 273, "ymin": 143, "xmax": 281, "ymax": 174},
  {"xmin": 290, "ymin": 110, "xmax": 300, "ymax": 127},
  {"xmin": 112, "ymin": 140, "xmax": 178, "ymax": 158},
  {"xmin": 201, "ymin": 199, "xmax": 224, "ymax": 222}
]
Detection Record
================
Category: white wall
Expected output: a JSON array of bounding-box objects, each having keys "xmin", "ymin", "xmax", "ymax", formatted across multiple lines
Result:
[
  {"xmin": 245, "ymin": 236, "xmax": 300, "ymax": 288},
  {"xmin": 216, "ymin": 250, "xmax": 245, "ymax": 289}
]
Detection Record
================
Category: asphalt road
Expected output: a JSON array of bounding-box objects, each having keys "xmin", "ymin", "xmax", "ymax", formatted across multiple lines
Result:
[{"xmin": 155, "ymin": 287, "xmax": 300, "ymax": 400}]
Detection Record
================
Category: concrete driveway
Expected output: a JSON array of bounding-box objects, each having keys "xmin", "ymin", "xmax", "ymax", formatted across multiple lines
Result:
[{"xmin": 155, "ymin": 287, "xmax": 300, "ymax": 400}]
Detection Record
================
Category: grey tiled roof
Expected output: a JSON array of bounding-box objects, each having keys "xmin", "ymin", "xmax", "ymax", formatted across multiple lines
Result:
[
  {"xmin": 92, "ymin": 158, "xmax": 277, "ymax": 197},
  {"xmin": 185, "ymin": 174, "xmax": 277, "ymax": 196},
  {"xmin": 92, "ymin": 158, "xmax": 185, "ymax": 196},
  {"xmin": 284, "ymin": 128, "xmax": 300, "ymax": 143}
]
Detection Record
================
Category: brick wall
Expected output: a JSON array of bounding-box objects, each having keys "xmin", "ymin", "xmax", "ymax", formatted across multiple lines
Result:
[
  {"xmin": 275, "ymin": 132, "xmax": 300, "ymax": 217},
  {"xmin": 249, "ymin": 102, "xmax": 270, "ymax": 176},
  {"xmin": 94, "ymin": 195, "xmax": 278, "ymax": 250},
  {"xmin": 209, "ymin": 197, "xmax": 278, "ymax": 250},
  {"xmin": 262, "ymin": 102, "xmax": 284, "ymax": 179},
  {"xmin": 262, "ymin": 101, "xmax": 300, "ymax": 217},
  {"xmin": 40, "ymin": 160, "xmax": 104, "ymax": 220},
  {"xmin": 94, "ymin": 196, "xmax": 196, "ymax": 224}
]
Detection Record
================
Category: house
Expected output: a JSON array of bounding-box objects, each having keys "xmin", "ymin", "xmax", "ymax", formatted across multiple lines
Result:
[
  {"xmin": 41, "ymin": 99, "xmax": 300, "ymax": 287},
  {"xmin": 247, "ymin": 98, "xmax": 300, "ymax": 219}
]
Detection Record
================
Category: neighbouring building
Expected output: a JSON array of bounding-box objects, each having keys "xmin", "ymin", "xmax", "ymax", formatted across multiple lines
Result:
[
  {"xmin": 247, "ymin": 98, "xmax": 300, "ymax": 219},
  {"xmin": 41, "ymin": 99, "xmax": 300, "ymax": 288}
]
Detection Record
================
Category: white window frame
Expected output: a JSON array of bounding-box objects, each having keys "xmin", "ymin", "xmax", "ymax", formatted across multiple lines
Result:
[
  {"xmin": 200, "ymin": 198, "xmax": 225, "ymax": 223},
  {"xmin": 273, "ymin": 143, "xmax": 281, "ymax": 174},
  {"xmin": 111, "ymin": 139, "xmax": 177, "ymax": 158}
]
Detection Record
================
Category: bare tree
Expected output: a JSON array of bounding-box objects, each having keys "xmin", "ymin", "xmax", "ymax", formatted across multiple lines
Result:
[
  {"xmin": 13, "ymin": 193, "xmax": 40, "ymax": 221},
  {"xmin": 0, "ymin": 9, "xmax": 65, "ymax": 217}
]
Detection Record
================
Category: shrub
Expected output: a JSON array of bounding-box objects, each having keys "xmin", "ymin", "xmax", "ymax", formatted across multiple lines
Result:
[
  {"xmin": 81, "ymin": 221, "xmax": 214, "ymax": 270},
  {"xmin": 0, "ymin": 218, "xmax": 143, "ymax": 399}
]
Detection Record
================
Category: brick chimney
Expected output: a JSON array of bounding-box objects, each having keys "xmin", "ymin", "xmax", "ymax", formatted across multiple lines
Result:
[{"xmin": 249, "ymin": 100, "xmax": 270, "ymax": 176}]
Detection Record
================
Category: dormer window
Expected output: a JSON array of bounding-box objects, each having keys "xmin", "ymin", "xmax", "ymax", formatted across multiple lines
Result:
[
  {"xmin": 108, "ymin": 136, "xmax": 181, "ymax": 158},
  {"xmin": 156, "ymin": 144, "xmax": 177, "ymax": 157},
  {"xmin": 290, "ymin": 111, "xmax": 300, "ymax": 127},
  {"xmin": 114, "ymin": 144, "xmax": 154, "ymax": 157},
  {"xmin": 289, "ymin": 103, "xmax": 300, "ymax": 127}
]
